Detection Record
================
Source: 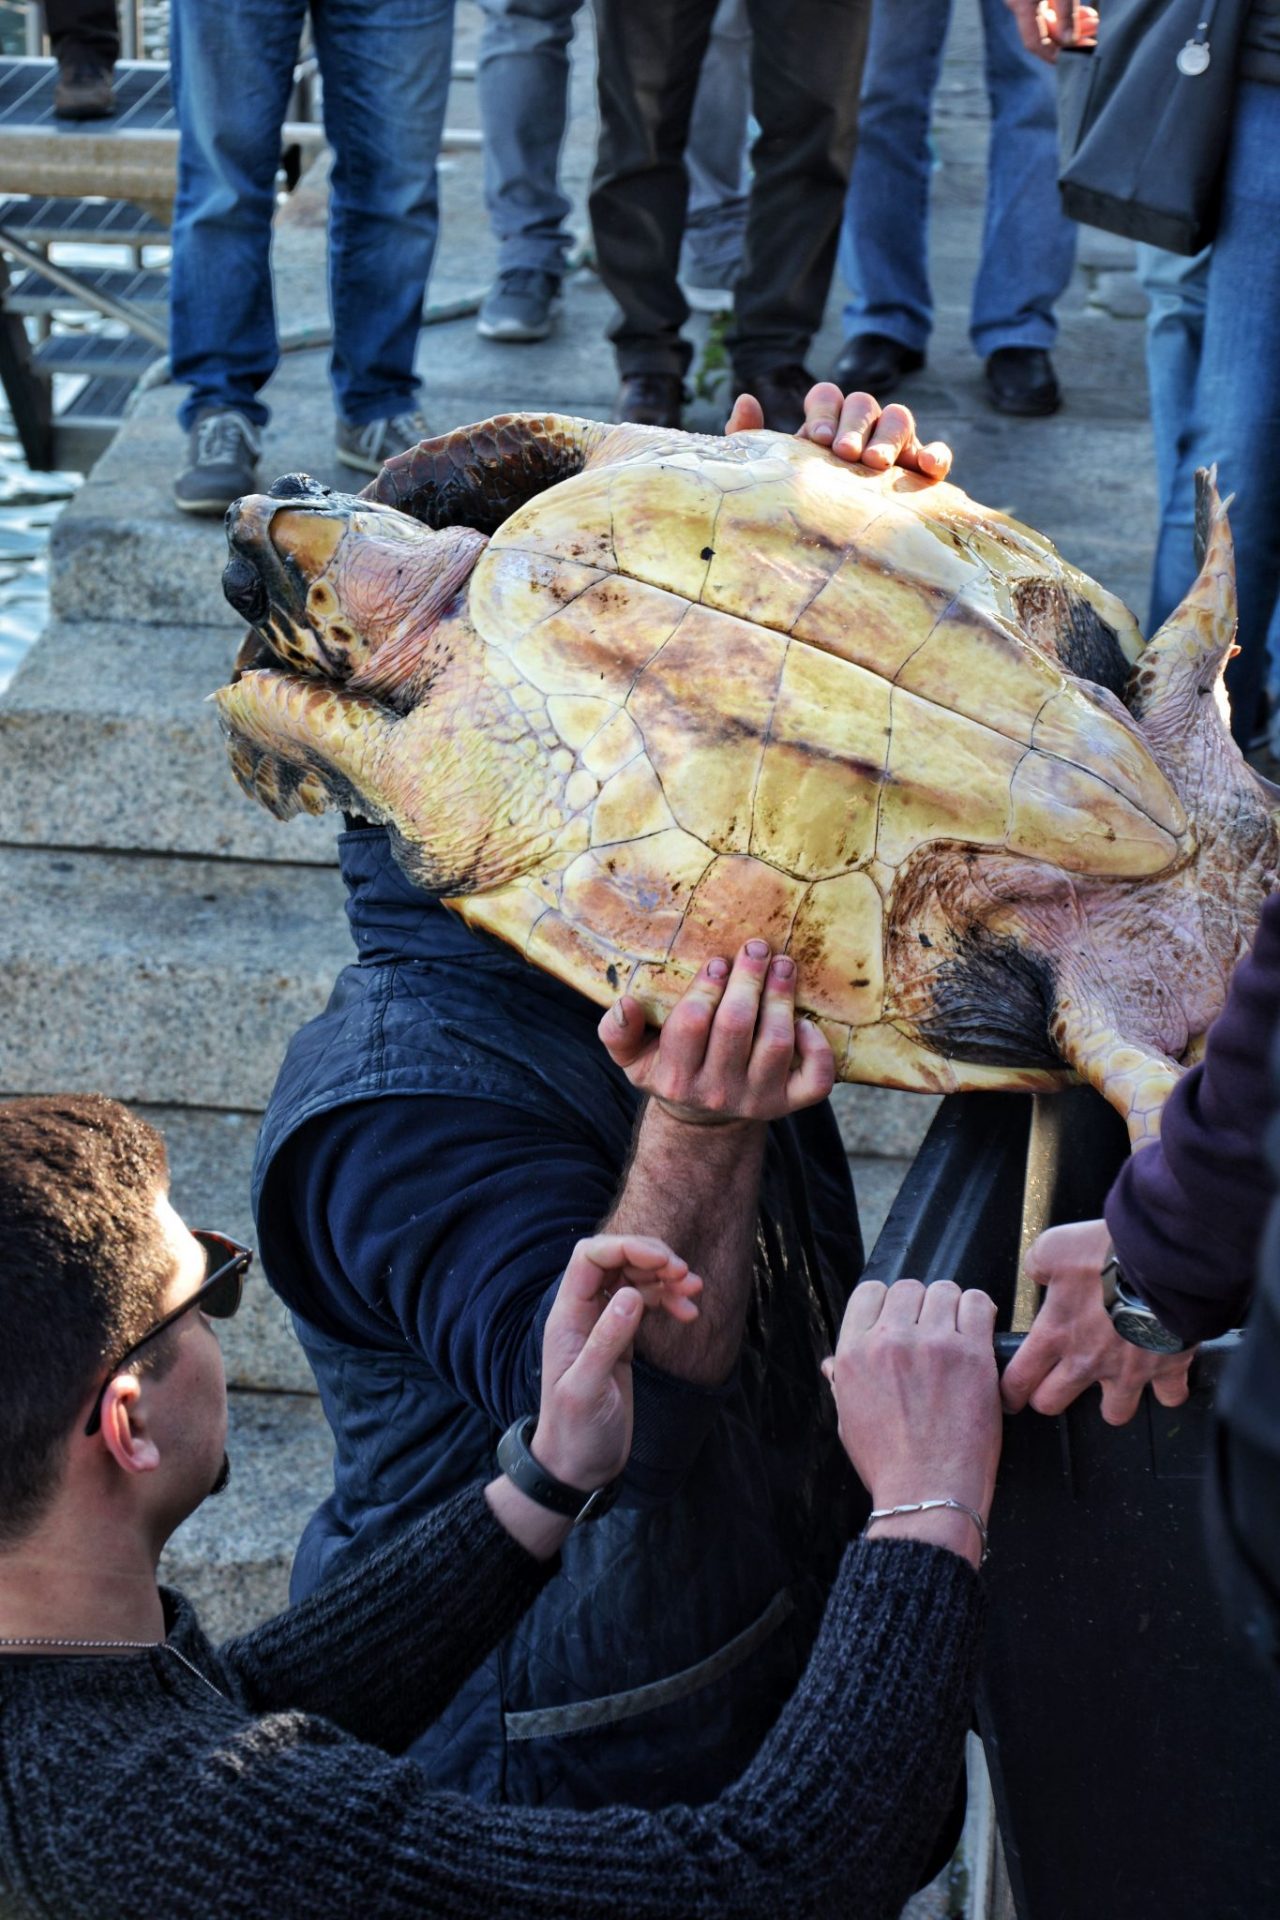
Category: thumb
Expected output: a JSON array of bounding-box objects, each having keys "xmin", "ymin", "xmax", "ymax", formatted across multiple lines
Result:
[
  {"xmin": 562, "ymin": 1287, "xmax": 643, "ymax": 1396},
  {"xmin": 598, "ymin": 996, "xmax": 653, "ymax": 1070},
  {"xmin": 725, "ymin": 392, "xmax": 764, "ymax": 435}
]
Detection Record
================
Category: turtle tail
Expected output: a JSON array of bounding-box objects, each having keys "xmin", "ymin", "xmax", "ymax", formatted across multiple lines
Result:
[
  {"xmin": 1127, "ymin": 467, "xmax": 1237, "ymax": 733},
  {"xmin": 360, "ymin": 413, "xmax": 612, "ymax": 535}
]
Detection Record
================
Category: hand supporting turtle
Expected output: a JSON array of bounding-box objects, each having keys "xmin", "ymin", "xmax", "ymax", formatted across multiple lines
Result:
[{"xmin": 725, "ymin": 385, "xmax": 952, "ymax": 482}]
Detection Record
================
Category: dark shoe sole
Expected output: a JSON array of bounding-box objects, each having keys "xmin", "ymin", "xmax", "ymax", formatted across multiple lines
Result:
[{"xmin": 984, "ymin": 382, "xmax": 1062, "ymax": 418}]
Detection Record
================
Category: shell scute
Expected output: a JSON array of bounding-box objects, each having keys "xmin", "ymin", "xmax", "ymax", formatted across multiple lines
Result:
[{"xmin": 625, "ymin": 604, "xmax": 786, "ymax": 857}]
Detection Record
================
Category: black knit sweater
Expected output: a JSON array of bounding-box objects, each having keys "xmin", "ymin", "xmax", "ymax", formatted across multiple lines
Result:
[{"xmin": 0, "ymin": 1485, "xmax": 983, "ymax": 1920}]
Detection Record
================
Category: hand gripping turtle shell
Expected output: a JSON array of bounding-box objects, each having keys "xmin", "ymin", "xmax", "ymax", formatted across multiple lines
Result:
[{"xmin": 214, "ymin": 414, "xmax": 1279, "ymax": 1147}]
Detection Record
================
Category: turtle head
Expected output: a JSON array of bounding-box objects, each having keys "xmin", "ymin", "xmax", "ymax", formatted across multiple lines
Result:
[{"xmin": 223, "ymin": 473, "xmax": 487, "ymax": 692}]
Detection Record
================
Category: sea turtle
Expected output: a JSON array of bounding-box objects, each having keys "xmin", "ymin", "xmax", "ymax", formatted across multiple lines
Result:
[{"xmin": 214, "ymin": 413, "xmax": 1278, "ymax": 1146}]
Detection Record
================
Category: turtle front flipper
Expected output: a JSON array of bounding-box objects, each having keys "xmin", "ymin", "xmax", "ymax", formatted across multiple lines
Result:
[
  {"xmin": 215, "ymin": 660, "xmax": 563, "ymax": 896},
  {"xmin": 1049, "ymin": 994, "xmax": 1182, "ymax": 1147},
  {"xmin": 361, "ymin": 413, "xmax": 612, "ymax": 533}
]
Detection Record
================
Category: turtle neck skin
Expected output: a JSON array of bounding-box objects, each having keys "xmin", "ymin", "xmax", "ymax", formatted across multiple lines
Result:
[{"xmin": 0, "ymin": 1479, "xmax": 984, "ymax": 1920}]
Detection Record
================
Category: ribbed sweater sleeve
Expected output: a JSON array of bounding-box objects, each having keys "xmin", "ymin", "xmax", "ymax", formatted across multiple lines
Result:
[
  {"xmin": 220, "ymin": 1481, "xmax": 555, "ymax": 1750},
  {"xmin": 1104, "ymin": 892, "xmax": 1280, "ymax": 1345},
  {"xmin": 16, "ymin": 1538, "xmax": 982, "ymax": 1920}
]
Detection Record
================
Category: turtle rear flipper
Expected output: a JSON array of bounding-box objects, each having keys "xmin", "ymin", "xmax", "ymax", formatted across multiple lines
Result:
[
  {"xmin": 1128, "ymin": 467, "xmax": 1238, "ymax": 733},
  {"xmin": 362, "ymin": 413, "xmax": 611, "ymax": 533}
]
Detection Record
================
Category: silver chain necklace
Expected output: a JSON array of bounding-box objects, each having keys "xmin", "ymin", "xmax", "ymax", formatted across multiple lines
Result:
[{"xmin": 0, "ymin": 1635, "xmax": 228, "ymax": 1702}]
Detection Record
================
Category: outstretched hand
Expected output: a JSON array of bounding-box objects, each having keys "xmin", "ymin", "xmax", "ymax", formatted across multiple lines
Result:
[
  {"xmin": 1000, "ymin": 1219, "xmax": 1195, "ymax": 1425},
  {"xmin": 532, "ymin": 1234, "xmax": 702, "ymax": 1495},
  {"xmin": 599, "ymin": 942, "xmax": 835, "ymax": 1128},
  {"xmin": 725, "ymin": 383, "xmax": 952, "ymax": 481}
]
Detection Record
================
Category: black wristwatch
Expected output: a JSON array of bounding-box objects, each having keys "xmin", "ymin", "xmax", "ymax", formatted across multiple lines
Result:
[
  {"xmin": 1100, "ymin": 1250, "xmax": 1190, "ymax": 1354},
  {"xmin": 496, "ymin": 1415, "xmax": 622, "ymax": 1524}
]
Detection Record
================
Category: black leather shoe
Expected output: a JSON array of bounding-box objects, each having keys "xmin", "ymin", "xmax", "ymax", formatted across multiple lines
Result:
[
  {"xmin": 736, "ymin": 363, "xmax": 816, "ymax": 434},
  {"xmin": 616, "ymin": 373, "xmax": 685, "ymax": 427},
  {"xmin": 831, "ymin": 333, "xmax": 925, "ymax": 398},
  {"xmin": 984, "ymin": 346, "xmax": 1061, "ymax": 417}
]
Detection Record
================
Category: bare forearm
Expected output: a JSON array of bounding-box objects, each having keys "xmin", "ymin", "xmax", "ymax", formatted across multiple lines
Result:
[{"xmin": 603, "ymin": 1101, "xmax": 765, "ymax": 1385}]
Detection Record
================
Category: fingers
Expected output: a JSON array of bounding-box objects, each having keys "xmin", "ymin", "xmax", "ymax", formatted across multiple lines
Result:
[
  {"xmin": 843, "ymin": 1277, "xmax": 889, "ymax": 1337},
  {"xmin": 788, "ymin": 1015, "xmax": 837, "ymax": 1108},
  {"xmin": 701, "ymin": 939, "xmax": 775, "ymax": 1082},
  {"xmin": 796, "ymin": 381, "xmax": 851, "ymax": 448},
  {"xmin": 1000, "ymin": 1323, "xmax": 1055, "ymax": 1412},
  {"xmin": 724, "ymin": 392, "xmax": 765, "ymax": 435},
  {"xmin": 552, "ymin": 1235, "xmax": 702, "ymax": 1343},
  {"xmin": 861, "ymin": 404, "xmax": 952, "ymax": 482},
  {"xmin": 879, "ymin": 1277, "xmax": 927, "ymax": 1327},
  {"xmin": 572, "ymin": 1234, "xmax": 703, "ymax": 1318},
  {"xmin": 957, "ymin": 1287, "xmax": 998, "ymax": 1338},
  {"xmin": 1150, "ymin": 1357, "xmax": 1194, "ymax": 1409},
  {"xmin": 564, "ymin": 1285, "xmax": 646, "ymax": 1393}
]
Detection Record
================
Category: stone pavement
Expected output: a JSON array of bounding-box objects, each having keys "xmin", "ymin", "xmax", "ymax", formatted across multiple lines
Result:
[{"xmin": 0, "ymin": 0, "xmax": 1155, "ymax": 1706}]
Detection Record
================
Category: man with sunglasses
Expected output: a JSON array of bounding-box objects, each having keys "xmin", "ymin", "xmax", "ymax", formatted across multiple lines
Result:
[{"xmin": 0, "ymin": 1090, "xmax": 998, "ymax": 1920}]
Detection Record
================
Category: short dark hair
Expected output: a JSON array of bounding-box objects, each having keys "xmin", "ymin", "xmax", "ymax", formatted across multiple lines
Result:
[{"xmin": 0, "ymin": 1095, "xmax": 174, "ymax": 1544}]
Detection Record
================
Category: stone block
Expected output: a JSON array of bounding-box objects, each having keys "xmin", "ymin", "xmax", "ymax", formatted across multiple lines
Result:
[
  {"xmin": 834, "ymin": 1083, "xmax": 940, "ymax": 1157},
  {"xmin": 0, "ymin": 845, "xmax": 350, "ymax": 1110},
  {"xmin": 157, "ymin": 1389, "xmax": 334, "ymax": 1641},
  {"xmin": 134, "ymin": 1103, "xmax": 315, "ymax": 1395},
  {"xmin": 848, "ymin": 1152, "xmax": 916, "ymax": 1255},
  {"xmin": 0, "ymin": 619, "xmax": 337, "ymax": 864}
]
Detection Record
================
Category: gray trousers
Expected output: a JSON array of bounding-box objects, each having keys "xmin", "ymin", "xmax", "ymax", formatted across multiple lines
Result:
[{"xmin": 476, "ymin": 0, "xmax": 751, "ymax": 277}]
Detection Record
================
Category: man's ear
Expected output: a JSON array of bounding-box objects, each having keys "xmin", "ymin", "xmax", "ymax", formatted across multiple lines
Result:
[{"xmin": 97, "ymin": 1375, "xmax": 161, "ymax": 1476}]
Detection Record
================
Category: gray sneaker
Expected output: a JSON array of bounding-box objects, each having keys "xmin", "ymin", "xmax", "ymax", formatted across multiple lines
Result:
[
  {"xmin": 335, "ymin": 408, "xmax": 432, "ymax": 475},
  {"xmin": 173, "ymin": 409, "xmax": 262, "ymax": 517},
  {"xmin": 477, "ymin": 269, "xmax": 562, "ymax": 343}
]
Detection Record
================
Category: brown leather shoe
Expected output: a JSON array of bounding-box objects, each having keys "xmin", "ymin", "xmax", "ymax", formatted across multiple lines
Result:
[
  {"xmin": 735, "ymin": 363, "xmax": 815, "ymax": 434},
  {"xmin": 616, "ymin": 373, "xmax": 685, "ymax": 428}
]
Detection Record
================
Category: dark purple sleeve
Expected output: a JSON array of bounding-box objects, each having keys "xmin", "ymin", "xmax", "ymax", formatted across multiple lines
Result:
[{"xmin": 1103, "ymin": 893, "xmax": 1280, "ymax": 1345}]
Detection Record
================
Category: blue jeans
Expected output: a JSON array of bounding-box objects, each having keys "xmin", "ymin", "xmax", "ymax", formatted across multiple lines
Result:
[
  {"xmin": 170, "ymin": 0, "xmax": 455, "ymax": 430},
  {"xmin": 840, "ymin": 0, "xmax": 1075, "ymax": 356},
  {"xmin": 1146, "ymin": 84, "xmax": 1280, "ymax": 742},
  {"xmin": 1135, "ymin": 242, "xmax": 1210, "ymax": 611},
  {"xmin": 476, "ymin": 0, "xmax": 750, "ymax": 279}
]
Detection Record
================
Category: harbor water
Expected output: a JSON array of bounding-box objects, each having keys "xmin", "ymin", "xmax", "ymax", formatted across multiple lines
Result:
[{"xmin": 0, "ymin": 0, "xmax": 171, "ymax": 694}]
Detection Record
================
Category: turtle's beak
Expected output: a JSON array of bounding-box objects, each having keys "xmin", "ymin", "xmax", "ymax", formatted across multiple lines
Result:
[{"xmin": 222, "ymin": 485, "xmax": 366, "ymax": 678}]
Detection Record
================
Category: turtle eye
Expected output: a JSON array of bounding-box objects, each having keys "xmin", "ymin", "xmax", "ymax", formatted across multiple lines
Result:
[
  {"xmin": 223, "ymin": 554, "xmax": 270, "ymax": 625},
  {"xmin": 269, "ymin": 473, "xmax": 332, "ymax": 503}
]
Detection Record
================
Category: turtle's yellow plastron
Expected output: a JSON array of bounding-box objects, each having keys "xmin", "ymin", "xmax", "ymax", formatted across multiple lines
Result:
[{"xmin": 214, "ymin": 420, "xmax": 1278, "ymax": 1145}]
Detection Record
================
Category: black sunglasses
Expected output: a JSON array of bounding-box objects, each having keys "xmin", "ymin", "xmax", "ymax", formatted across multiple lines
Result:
[{"xmin": 83, "ymin": 1230, "xmax": 253, "ymax": 1438}]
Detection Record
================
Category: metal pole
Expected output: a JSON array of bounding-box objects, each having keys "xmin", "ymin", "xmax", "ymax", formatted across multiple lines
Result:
[
  {"xmin": 120, "ymin": 1, "xmax": 138, "ymax": 62},
  {"xmin": 24, "ymin": 2, "xmax": 43, "ymax": 58}
]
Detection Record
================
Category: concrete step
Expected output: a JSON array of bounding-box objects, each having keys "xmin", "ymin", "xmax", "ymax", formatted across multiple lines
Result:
[
  {"xmin": 136, "ymin": 1102, "xmax": 315, "ymax": 1395},
  {"xmin": 0, "ymin": 845, "xmax": 349, "ymax": 1110},
  {"xmin": 157, "ymin": 1388, "xmax": 334, "ymax": 1641},
  {"xmin": 831, "ymin": 1082, "xmax": 940, "ymax": 1160},
  {"xmin": 0, "ymin": 618, "xmax": 337, "ymax": 864}
]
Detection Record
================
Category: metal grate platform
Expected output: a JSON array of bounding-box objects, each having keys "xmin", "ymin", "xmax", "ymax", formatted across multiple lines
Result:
[
  {"xmin": 5, "ymin": 262, "xmax": 168, "ymax": 314},
  {"xmin": 0, "ymin": 58, "xmax": 174, "ymax": 132},
  {"xmin": 0, "ymin": 194, "xmax": 168, "ymax": 244},
  {"xmin": 33, "ymin": 330, "xmax": 163, "ymax": 376}
]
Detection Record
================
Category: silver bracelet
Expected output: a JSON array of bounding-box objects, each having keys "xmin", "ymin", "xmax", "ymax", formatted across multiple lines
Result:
[{"xmin": 864, "ymin": 1498, "xmax": 989, "ymax": 1565}]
